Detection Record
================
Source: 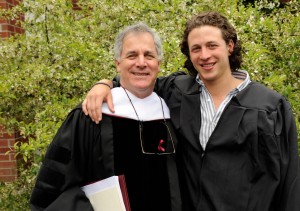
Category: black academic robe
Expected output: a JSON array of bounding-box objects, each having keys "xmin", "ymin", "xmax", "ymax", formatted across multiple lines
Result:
[
  {"xmin": 155, "ymin": 73, "xmax": 300, "ymax": 211},
  {"xmin": 30, "ymin": 105, "xmax": 182, "ymax": 211}
]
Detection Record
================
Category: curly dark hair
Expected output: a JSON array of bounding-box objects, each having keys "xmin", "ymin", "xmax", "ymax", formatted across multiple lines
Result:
[{"xmin": 180, "ymin": 11, "xmax": 243, "ymax": 77}]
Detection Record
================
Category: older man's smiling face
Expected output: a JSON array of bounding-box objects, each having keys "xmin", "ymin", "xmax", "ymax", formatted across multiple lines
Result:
[{"xmin": 116, "ymin": 32, "xmax": 160, "ymax": 98}]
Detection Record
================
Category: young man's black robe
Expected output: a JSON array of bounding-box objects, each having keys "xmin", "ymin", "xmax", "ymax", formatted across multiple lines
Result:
[
  {"xmin": 30, "ymin": 106, "xmax": 182, "ymax": 211},
  {"xmin": 154, "ymin": 73, "xmax": 299, "ymax": 211}
]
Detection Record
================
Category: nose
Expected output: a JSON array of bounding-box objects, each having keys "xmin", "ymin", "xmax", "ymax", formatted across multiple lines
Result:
[
  {"xmin": 200, "ymin": 48, "xmax": 211, "ymax": 60},
  {"xmin": 136, "ymin": 55, "xmax": 147, "ymax": 68}
]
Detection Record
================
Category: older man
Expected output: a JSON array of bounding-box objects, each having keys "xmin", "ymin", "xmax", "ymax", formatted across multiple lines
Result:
[{"xmin": 30, "ymin": 23, "xmax": 182, "ymax": 211}]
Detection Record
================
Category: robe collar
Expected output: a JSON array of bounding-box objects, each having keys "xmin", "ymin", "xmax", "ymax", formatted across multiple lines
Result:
[{"xmin": 102, "ymin": 87, "xmax": 170, "ymax": 121}]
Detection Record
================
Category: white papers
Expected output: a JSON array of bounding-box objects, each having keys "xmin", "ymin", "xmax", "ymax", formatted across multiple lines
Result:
[{"xmin": 81, "ymin": 176, "xmax": 126, "ymax": 211}]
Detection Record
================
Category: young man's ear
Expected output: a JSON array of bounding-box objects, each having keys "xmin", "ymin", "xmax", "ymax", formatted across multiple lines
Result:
[{"xmin": 228, "ymin": 40, "xmax": 234, "ymax": 55}]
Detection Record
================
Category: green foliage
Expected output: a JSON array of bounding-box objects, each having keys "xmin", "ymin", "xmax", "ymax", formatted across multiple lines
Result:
[
  {"xmin": 0, "ymin": 169, "xmax": 34, "ymax": 211},
  {"xmin": 0, "ymin": 0, "xmax": 299, "ymax": 209}
]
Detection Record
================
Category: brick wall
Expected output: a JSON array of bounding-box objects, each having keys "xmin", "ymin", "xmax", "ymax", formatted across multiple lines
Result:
[
  {"xmin": 0, "ymin": 126, "xmax": 19, "ymax": 182},
  {"xmin": 0, "ymin": 0, "xmax": 24, "ymax": 39},
  {"xmin": 0, "ymin": 0, "xmax": 23, "ymax": 182},
  {"xmin": 72, "ymin": 0, "xmax": 81, "ymax": 10},
  {"xmin": 0, "ymin": 0, "xmax": 78, "ymax": 182}
]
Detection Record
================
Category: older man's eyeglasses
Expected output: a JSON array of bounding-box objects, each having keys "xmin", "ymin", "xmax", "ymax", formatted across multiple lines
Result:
[
  {"xmin": 122, "ymin": 87, "xmax": 176, "ymax": 155},
  {"xmin": 139, "ymin": 120, "xmax": 175, "ymax": 155}
]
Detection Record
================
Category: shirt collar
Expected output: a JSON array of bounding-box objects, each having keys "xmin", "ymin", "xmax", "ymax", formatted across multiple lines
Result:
[{"xmin": 196, "ymin": 70, "xmax": 251, "ymax": 93}]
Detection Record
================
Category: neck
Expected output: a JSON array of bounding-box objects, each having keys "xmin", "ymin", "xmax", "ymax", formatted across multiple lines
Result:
[{"xmin": 202, "ymin": 72, "xmax": 241, "ymax": 97}]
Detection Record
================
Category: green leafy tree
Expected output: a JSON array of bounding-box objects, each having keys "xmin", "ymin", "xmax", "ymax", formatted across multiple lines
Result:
[{"xmin": 0, "ymin": 0, "xmax": 299, "ymax": 209}]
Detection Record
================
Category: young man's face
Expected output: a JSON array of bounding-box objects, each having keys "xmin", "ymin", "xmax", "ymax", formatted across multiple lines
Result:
[
  {"xmin": 116, "ymin": 32, "xmax": 160, "ymax": 98},
  {"xmin": 188, "ymin": 25, "xmax": 234, "ymax": 84}
]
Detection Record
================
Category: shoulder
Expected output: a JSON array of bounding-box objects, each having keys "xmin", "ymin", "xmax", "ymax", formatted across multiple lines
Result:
[
  {"xmin": 236, "ymin": 82, "xmax": 289, "ymax": 111},
  {"xmin": 159, "ymin": 73, "xmax": 200, "ymax": 95},
  {"xmin": 68, "ymin": 103, "xmax": 90, "ymax": 119},
  {"xmin": 59, "ymin": 103, "xmax": 97, "ymax": 128}
]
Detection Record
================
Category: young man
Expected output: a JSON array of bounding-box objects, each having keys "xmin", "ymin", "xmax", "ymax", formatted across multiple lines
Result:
[
  {"xmin": 30, "ymin": 23, "xmax": 182, "ymax": 211},
  {"xmin": 82, "ymin": 11, "xmax": 299, "ymax": 211}
]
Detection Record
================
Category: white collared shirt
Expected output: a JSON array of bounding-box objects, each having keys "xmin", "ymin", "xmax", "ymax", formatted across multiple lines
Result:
[{"xmin": 196, "ymin": 70, "xmax": 251, "ymax": 150}]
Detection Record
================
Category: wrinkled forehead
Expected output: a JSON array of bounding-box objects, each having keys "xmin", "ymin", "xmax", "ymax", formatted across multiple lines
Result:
[{"xmin": 122, "ymin": 32, "xmax": 157, "ymax": 53}]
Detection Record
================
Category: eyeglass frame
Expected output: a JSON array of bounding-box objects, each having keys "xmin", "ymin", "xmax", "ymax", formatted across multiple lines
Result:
[{"xmin": 138, "ymin": 120, "xmax": 176, "ymax": 155}]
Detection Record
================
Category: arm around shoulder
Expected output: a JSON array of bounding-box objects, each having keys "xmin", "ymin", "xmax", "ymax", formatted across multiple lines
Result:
[
  {"xmin": 154, "ymin": 71, "xmax": 187, "ymax": 97},
  {"xmin": 82, "ymin": 79, "xmax": 115, "ymax": 123}
]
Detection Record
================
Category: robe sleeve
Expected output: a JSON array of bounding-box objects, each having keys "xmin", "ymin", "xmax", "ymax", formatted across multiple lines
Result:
[
  {"xmin": 30, "ymin": 105, "xmax": 101, "ymax": 211},
  {"xmin": 275, "ymin": 98, "xmax": 300, "ymax": 211}
]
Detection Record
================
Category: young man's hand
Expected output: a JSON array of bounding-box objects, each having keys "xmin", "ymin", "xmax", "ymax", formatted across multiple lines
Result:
[{"xmin": 82, "ymin": 80, "xmax": 115, "ymax": 124}]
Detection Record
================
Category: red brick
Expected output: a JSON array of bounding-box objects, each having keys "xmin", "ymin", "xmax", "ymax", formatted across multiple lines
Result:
[
  {"xmin": 0, "ymin": 2, "xmax": 7, "ymax": 9},
  {"xmin": 0, "ymin": 168, "xmax": 17, "ymax": 177},
  {"xmin": 0, "ymin": 140, "xmax": 8, "ymax": 147},
  {"xmin": 0, "ymin": 152, "xmax": 15, "ymax": 161},
  {"xmin": 0, "ymin": 175, "xmax": 17, "ymax": 182},
  {"xmin": 15, "ymin": 27, "xmax": 23, "ymax": 33},
  {"xmin": 7, "ymin": 24, "xmax": 15, "ymax": 32},
  {"xmin": 72, "ymin": 0, "xmax": 81, "ymax": 10},
  {"xmin": 9, "ymin": 153, "xmax": 16, "ymax": 161},
  {"xmin": 9, "ymin": 19, "xmax": 16, "ymax": 25},
  {"xmin": 0, "ymin": 23, "xmax": 8, "ymax": 30},
  {"xmin": 8, "ymin": 139, "xmax": 15, "ymax": 147},
  {"xmin": 0, "ymin": 132, "xmax": 14, "ymax": 139},
  {"xmin": 15, "ymin": 0, "xmax": 21, "ymax": 6},
  {"xmin": 0, "ymin": 147, "xmax": 12, "ymax": 154},
  {"xmin": 0, "ymin": 31, "xmax": 9, "ymax": 38},
  {"xmin": 0, "ymin": 130, "xmax": 16, "ymax": 139},
  {"xmin": 0, "ymin": 18, "xmax": 7, "ymax": 24},
  {"xmin": 6, "ymin": 0, "xmax": 14, "ymax": 4},
  {"xmin": 0, "ymin": 154, "xmax": 10, "ymax": 160},
  {"xmin": 0, "ymin": 161, "xmax": 16, "ymax": 168}
]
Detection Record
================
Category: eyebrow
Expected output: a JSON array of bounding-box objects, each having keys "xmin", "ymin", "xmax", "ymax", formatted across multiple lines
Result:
[
  {"xmin": 207, "ymin": 41, "xmax": 218, "ymax": 44},
  {"xmin": 124, "ymin": 50, "xmax": 156, "ymax": 56},
  {"xmin": 125, "ymin": 51, "xmax": 136, "ymax": 56},
  {"xmin": 144, "ymin": 50, "xmax": 156, "ymax": 55}
]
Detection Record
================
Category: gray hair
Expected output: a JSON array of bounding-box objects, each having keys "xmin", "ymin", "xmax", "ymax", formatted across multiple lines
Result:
[{"xmin": 114, "ymin": 22, "xmax": 163, "ymax": 61}]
